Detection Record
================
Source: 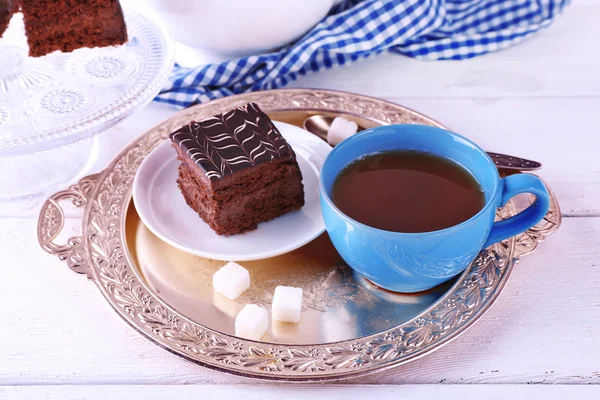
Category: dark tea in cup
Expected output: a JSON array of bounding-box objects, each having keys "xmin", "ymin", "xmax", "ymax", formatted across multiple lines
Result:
[{"xmin": 331, "ymin": 150, "xmax": 485, "ymax": 233}]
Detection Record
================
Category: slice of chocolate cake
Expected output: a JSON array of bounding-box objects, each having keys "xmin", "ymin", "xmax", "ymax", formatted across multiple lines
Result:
[
  {"xmin": 170, "ymin": 103, "xmax": 305, "ymax": 236},
  {"xmin": 0, "ymin": 0, "xmax": 18, "ymax": 38},
  {"xmin": 20, "ymin": 0, "xmax": 127, "ymax": 57}
]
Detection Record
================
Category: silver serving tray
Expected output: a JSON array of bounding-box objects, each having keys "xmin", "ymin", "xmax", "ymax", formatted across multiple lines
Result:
[{"xmin": 37, "ymin": 89, "xmax": 561, "ymax": 381}]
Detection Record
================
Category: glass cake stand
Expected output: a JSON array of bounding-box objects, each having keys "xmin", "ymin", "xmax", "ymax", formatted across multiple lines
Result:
[{"xmin": 0, "ymin": 6, "xmax": 174, "ymax": 211}]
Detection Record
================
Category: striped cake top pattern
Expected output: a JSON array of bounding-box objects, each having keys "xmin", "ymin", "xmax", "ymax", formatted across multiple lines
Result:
[{"xmin": 170, "ymin": 103, "xmax": 292, "ymax": 181}]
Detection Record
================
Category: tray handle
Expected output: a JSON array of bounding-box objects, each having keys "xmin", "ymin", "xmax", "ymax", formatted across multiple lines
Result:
[{"xmin": 37, "ymin": 174, "xmax": 100, "ymax": 278}]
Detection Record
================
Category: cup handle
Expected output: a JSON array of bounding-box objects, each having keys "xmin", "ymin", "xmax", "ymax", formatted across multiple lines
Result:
[{"xmin": 484, "ymin": 174, "xmax": 551, "ymax": 248}]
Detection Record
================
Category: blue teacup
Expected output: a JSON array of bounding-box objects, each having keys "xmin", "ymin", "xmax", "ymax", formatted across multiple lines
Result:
[{"xmin": 320, "ymin": 124, "xmax": 550, "ymax": 293}]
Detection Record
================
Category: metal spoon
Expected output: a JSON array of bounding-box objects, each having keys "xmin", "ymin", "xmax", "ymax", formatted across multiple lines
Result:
[{"xmin": 303, "ymin": 115, "xmax": 542, "ymax": 171}]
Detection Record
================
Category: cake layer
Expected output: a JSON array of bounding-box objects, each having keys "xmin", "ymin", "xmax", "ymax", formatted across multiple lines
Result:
[
  {"xmin": 214, "ymin": 176, "xmax": 304, "ymax": 233},
  {"xmin": 177, "ymin": 163, "xmax": 218, "ymax": 228},
  {"xmin": 21, "ymin": 0, "xmax": 127, "ymax": 57},
  {"xmin": 178, "ymin": 163, "xmax": 304, "ymax": 235},
  {"xmin": 179, "ymin": 158, "xmax": 303, "ymax": 213},
  {"xmin": 174, "ymin": 143, "xmax": 303, "ymax": 202}
]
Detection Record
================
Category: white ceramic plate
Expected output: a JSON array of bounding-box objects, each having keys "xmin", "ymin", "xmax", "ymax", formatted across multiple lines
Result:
[{"xmin": 133, "ymin": 121, "xmax": 332, "ymax": 261}]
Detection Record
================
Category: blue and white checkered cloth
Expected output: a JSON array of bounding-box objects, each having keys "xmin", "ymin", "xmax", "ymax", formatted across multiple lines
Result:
[{"xmin": 155, "ymin": 0, "xmax": 570, "ymax": 109}]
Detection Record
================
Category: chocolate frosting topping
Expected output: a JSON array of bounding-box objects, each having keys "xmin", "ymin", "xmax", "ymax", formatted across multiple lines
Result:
[{"xmin": 170, "ymin": 103, "xmax": 292, "ymax": 181}]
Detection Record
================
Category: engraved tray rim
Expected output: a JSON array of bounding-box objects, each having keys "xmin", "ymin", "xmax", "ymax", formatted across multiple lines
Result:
[{"xmin": 37, "ymin": 88, "xmax": 561, "ymax": 381}]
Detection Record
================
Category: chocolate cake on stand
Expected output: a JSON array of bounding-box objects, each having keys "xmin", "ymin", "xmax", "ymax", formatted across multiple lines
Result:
[{"xmin": 0, "ymin": 3, "xmax": 174, "ymax": 212}]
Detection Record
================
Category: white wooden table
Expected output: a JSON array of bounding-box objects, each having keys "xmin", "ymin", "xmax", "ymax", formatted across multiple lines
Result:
[{"xmin": 1, "ymin": 2, "xmax": 599, "ymax": 398}]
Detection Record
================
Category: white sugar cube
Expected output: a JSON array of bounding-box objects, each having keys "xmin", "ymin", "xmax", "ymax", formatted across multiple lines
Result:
[
  {"xmin": 212, "ymin": 262, "xmax": 250, "ymax": 300},
  {"xmin": 235, "ymin": 304, "xmax": 268, "ymax": 340},
  {"xmin": 327, "ymin": 117, "xmax": 358, "ymax": 146},
  {"xmin": 272, "ymin": 286, "xmax": 303, "ymax": 323}
]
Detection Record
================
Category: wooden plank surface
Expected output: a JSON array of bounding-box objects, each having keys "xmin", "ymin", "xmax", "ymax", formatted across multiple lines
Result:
[
  {"xmin": 2, "ymin": 385, "xmax": 600, "ymax": 400},
  {"xmin": 1, "ymin": 0, "xmax": 598, "ymax": 396}
]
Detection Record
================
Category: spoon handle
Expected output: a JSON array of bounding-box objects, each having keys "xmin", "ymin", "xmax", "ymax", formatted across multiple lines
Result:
[{"xmin": 486, "ymin": 152, "xmax": 542, "ymax": 171}]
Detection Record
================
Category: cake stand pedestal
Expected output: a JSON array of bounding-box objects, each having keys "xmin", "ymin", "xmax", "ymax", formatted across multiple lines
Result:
[{"xmin": 0, "ymin": 137, "xmax": 98, "ymax": 214}]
